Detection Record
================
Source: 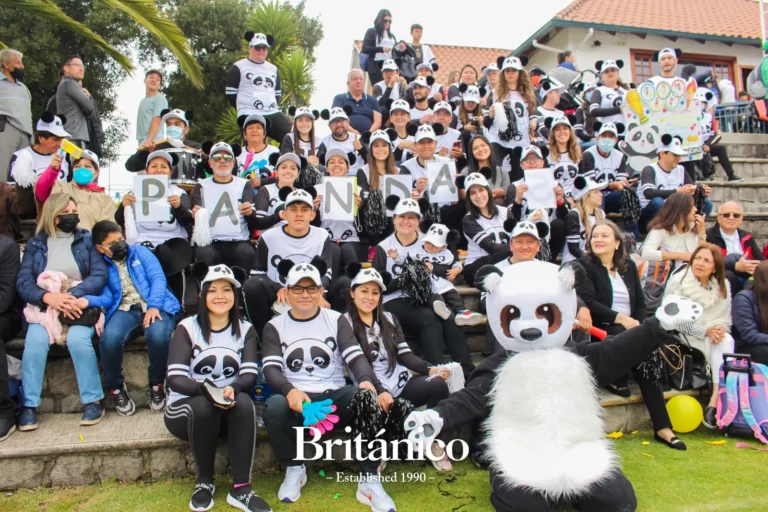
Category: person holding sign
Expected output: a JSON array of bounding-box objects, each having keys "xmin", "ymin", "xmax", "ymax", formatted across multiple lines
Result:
[
  {"xmin": 243, "ymin": 187, "xmax": 334, "ymax": 337},
  {"xmin": 116, "ymin": 150, "xmax": 193, "ymax": 305},
  {"xmin": 81, "ymin": 221, "xmax": 180, "ymax": 417},
  {"xmin": 191, "ymin": 142, "xmax": 259, "ymax": 275},
  {"xmin": 35, "ymin": 149, "xmax": 115, "ymax": 231},
  {"xmin": 505, "ymin": 145, "xmax": 568, "ymax": 262},
  {"xmin": 562, "ymin": 177, "xmax": 607, "ymax": 264},
  {"xmin": 165, "ymin": 263, "xmax": 271, "ymax": 512},
  {"xmin": 253, "ymin": 152, "xmax": 304, "ymax": 232},
  {"xmin": 237, "ymin": 114, "xmax": 280, "ymax": 189},
  {"xmin": 358, "ymin": 129, "xmax": 400, "ymax": 244}
]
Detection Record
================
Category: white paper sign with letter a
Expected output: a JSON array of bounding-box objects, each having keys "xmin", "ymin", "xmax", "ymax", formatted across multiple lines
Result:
[
  {"xmin": 322, "ymin": 177, "xmax": 357, "ymax": 221},
  {"xmin": 133, "ymin": 175, "xmax": 170, "ymax": 222},
  {"xmin": 427, "ymin": 159, "xmax": 458, "ymax": 204}
]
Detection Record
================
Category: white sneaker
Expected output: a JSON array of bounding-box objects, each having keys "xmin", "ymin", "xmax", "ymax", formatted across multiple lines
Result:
[
  {"xmin": 357, "ymin": 475, "xmax": 396, "ymax": 512},
  {"xmin": 278, "ymin": 465, "xmax": 306, "ymax": 503},
  {"xmin": 454, "ymin": 310, "xmax": 484, "ymax": 326},
  {"xmin": 430, "ymin": 442, "xmax": 453, "ymax": 472},
  {"xmin": 433, "ymin": 301, "xmax": 451, "ymax": 320}
]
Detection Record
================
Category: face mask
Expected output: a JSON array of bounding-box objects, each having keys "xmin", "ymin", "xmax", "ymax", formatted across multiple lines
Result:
[
  {"xmin": 10, "ymin": 68, "xmax": 24, "ymax": 81},
  {"xmin": 166, "ymin": 125, "xmax": 184, "ymax": 140},
  {"xmin": 56, "ymin": 213, "xmax": 79, "ymax": 233},
  {"xmin": 598, "ymin": 138, "xmax": 615, "ymax": 153},
  {"xmin": 107, "ymin": 240, "xmax": 128, "ymax": 261},
  {"xmin": 73, "ymin": 167, "xmax": 94, "ymax": 186}
]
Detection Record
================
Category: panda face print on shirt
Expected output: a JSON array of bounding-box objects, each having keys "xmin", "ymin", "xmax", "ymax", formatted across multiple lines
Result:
[
  {"xmin": 554, "ymin": 163, "xmax": 579, "ymax": 198},
  {"xmin": 325, "ymin": 226, "xmax": 356, "ymax": 241},
  {"xmin": 282, "ymin": 337, "xmax": 339, "ymax": 379},
  {"xmin": 191, "ymin": 342, "xmax": 242, "ymax": 387}
]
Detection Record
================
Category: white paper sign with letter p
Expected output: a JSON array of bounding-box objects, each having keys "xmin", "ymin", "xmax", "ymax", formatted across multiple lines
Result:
[
  {"xmin": 523, "ymin": 168, "xmax": 556, "ymax": 210},
  {"xmin": 427, "ymin": 159, "xmax": 458, "ymax": 204},
  {"xmin": 322, "ymin": 177, "xmax": 357, "ymax": 221},
  {"xmin": 133, "ymin": 175, "xmax": 170, "ymax": 222}
]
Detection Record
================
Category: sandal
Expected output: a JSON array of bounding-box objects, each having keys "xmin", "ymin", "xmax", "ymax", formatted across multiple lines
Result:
[{"xmin": 654, "ymin": 433, "xmax": 687, "ymax": 451}]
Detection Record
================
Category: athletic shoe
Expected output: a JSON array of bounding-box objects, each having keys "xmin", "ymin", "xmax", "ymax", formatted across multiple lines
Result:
[
  {"xmin": 357, "ymin": 475, "xmax": 396, "ymax": 512},
  {"xmin": 81, "ymin": 402, "xmax": 105, "ymax": 426},
  {"xmin": 432, "ymin": 301, "xmax": 451, "ymax": 320},
  {"xmin": 702, "ymin": 406, "xmax": 718, "ymax": 429},
  {"xmin": 0, "ymin": 416, "xmax": 16, "ymax": 441},
  {"xmin": 728, "ymin": 176, "xmax": 743, "ymax": 182},
  {"xmin": 278, "ymin": 465, "xmax": 306, "ymax": 503},
  {"xmin": 149, "ymin": 383, "xmax": 167, "ymax": 413},
  {"xmin": 454, "ymin": 310, "xmax": 484, "ymax": 326},
  {"xmin": 110, "ymin": 385, "xmax": 136, "ymax": 416},
  {"xmin": 189, "ymin": 482, "xmax": 215, "ymax": 511},
  {"xmin": 430, "ymin": 442, "xmax": 453, "ymax": 472},
  {"xmin": 227, "ymin": 485, "xmax": 272, "ymax": 511},
  {"xmin": 17, "ymin": 406, "xmax": 38, "ymax": 432}
]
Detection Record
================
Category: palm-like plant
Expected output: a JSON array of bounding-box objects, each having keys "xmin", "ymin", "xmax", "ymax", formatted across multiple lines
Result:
[
  {"xmin": 277, "ymin": 48, "xmax": 313, "ymax": 107},
  {"xmin": 215, "ymin": 107, "xmax": 242, "ymax": 145},
  {"xmin": 0, "ymin": 0, "xmax": 203, "ymax": 88},
  {"xmin": 244, "ymin": 0, "xmax": 297, "ymax": 61}
]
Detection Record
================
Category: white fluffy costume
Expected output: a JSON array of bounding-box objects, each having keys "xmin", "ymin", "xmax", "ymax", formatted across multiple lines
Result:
[{"xmin": 404, "ymin": 260, "xmax": 702, "ymax": 512}]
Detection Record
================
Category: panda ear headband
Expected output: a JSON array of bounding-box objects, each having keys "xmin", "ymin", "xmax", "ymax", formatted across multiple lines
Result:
[
  {"xmin": 359, "ymin": 128, "xmax": 398, "ymax": 146},
  {"xmin": 653, "ymin": 48, "xmax": 682, "ymax": 62},
  {"xmin": 191, "ymin": 262, "xmax": 247, "ymax": 288},
  {"xmin": 319, "ymin": 106, "xmax": 354, "ymax": 121},
  {"xmin": 344, "ymin": 262, "xmax": 392, "ymax": 291},
  {"xmin": 503, "ymin": 218, "xmax": 550, "ymax": 239},
  {"xmin": 277, "ymin": 256, "xmax": 328, "ymax": 286}
]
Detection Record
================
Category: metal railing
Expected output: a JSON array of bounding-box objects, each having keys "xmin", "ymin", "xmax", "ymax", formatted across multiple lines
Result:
[{"xmin": 714, "ymin": 101, "xmax": 768, "ymax": 134}]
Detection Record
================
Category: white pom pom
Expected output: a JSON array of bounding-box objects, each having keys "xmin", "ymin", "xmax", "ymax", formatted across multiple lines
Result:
[
  {"xmin": 124, "ymin": 204, "xmax": 138, "ymax": 245},
  {"xmin": 11, "ymin": 151, "xmax": 36, "ymax": 188},
  {"xmin": 483, "ymin": 271, "xmax": 503, "ymax": 293},
  {"xmin": 429, "ymin": 362, "xmax": 465, "ymax": 393},
  {"xmin": 493, "ymin": 102, "xmax": 508, "ymax": 134},
  {"xmin": 558, "ymin": 265, "xmax": 575, "ymax": 290},
  {"xmin": 192, "ymin": 207, "xmax": 212, "ymax": 247}
]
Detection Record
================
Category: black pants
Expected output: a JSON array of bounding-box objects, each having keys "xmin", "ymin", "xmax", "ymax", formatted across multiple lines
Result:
[
  {"xmin": 164, "ymin": 394, "xmax": 257, "ymax": 484},
  {"xmin": 737, "ymin": 343, "xmax": 768, "ymax": 365},
  {"xmin": 491, "ymin": 143, "xmax": 524, "ymax": 183},
  {"xmin": 0, "ymin": 311, "xmax": 20, "ymax": 421},
  {"xmin": 439, "ymin": 204, "xmax": 467, "ymax": 247},
  {"xmin": 464, "ymin": 251, "xmax": 508, "ymax": 287},
  {"xmin": 398, "ymin": 374, "xmax": 449, "ymax": 408},
  {"xmin": 385, "ymin": 297, "xmax": 475, "ymax": 379},
  {"xmin": 490, "ymin": 467, "xmax": 636, "ymax": 512},
  {"xmin": 433, "ymin": 290, "xmax": 465, "ymax": 313},
  {"xmin": 195, "ymin": 240, "xmax": 255, "ymax": 275},
  {"xmin": 548, "ymin": 219, "xmax": 565, "ymax": 262},
  {"xmin": 152, "ymin": 238, "xmax": 193, "ymax": 305},
  {"xmin": 710, "ymin": 144, "xmax": 737, "ymax": 179},
  {"xmin": 263, "ymin": 385, "xmax": 378, "ymax": 474},
  {"xmin": 264, "ymin": 112, "xmax": 293, "ymax": 144},
  {"xmin": 725, "ymin": 270, "xmax": 747, "ymax": 296}
]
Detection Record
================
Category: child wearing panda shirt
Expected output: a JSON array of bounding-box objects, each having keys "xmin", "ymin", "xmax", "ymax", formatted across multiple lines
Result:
[
  {"xmin": 261, "ymin": 259, "xmax": 397, "ymax": 510},
  {"xmin": 562, "ymin": 177, "xmax": 607, "ymax": 264},
  {"xmin": 589, "ymin": 60, "xmax": 629, "ymax": 127},
  {"xmin": 317, "ymin": 107, "xmax": 366, "ymax": 176},
  {"xmin": 243, "ymin": 188, "xmax": 333, "ymax": 337},
  {"xmin": 581, "ymin": 123, "xmax": 633, "ymax": 215},
  {"xmin": 164, "ymin": 264, "xmax": 271, "ymax": 512},
  {"xmin": 237, "ymin": 114, "xmax": 280, "ymax": 187}
]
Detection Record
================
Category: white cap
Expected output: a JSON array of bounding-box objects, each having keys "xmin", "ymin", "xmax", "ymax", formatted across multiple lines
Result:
[
  {"xmin": 462, "ymin": 86, "xmax": 482, "ymax": 104},
  {"xmin": 510, "ymin": 220, "xmax": 541, "ymax": 239},
  {"xmin": 146, "ymin": 150, "xmax": 174, "ymax": 167},
  {"xmin": 324, "ymin": 148, "xmax": 350, "ymax": 165},
  {"xmin": 249, "ymin": 33, "xmax": 271, "ymax": 47},
  {"xmin": 285, "ymin": 262, "xmax": 323, "ymax": 287},
  {"xmin": 412, "ymin": 76, "xmax": 431, "ymax": 88},
  {"xmin": 599, "ymin": 60, "xmax": 620, "ymax": 73},
  {"xmin": 284, "ymin": 188, "xmax": 315, "ymax": 209},
  {"xmin": 571, "ymin": 176, "xmax": 608, "ymax": 201},
  {"xmin": 242, "ymin": 114, "xmax": 267, "ymax": 130},
  {"xmin": 549, "ymin": 115, "xmax": 572, "ymax": 131},
  {"xmin": 369, "ymin": 129, "xmax": 394, "ymax": 146},
  {"xmin": 350, "ymin": 267, "xmax": 387, "ymax": 291},
  {"xmin": 537, "ymin": 77, "xmax": 565, "ymax": 101},
  {"xmin": 390, "ymin": 99, "xmax": 411, "ymax": 113},
  {"xmin": 201, "ymin": 264, "xmax": 242, "ymax": 288},
  {"xmin": 414, "ymin": 124, "xmax": 437, "ymax": 142},
  {"xmin": 293, "ymin": 107, "xmax": 316, "ymax": 120},
  {"xmin": 382, "ymin": 59, "xmax": 398, "ymax": 71},
  {"xmin": 464, "ymin": 172, "xmax": 489, "ymax": 190},
  {"xmin": 36, "ymin": 115, "xmax": 70, "ymax": 138},
  {"xmin": 76, "ymin": 149, "xmax": 100, "ymax": 170},
  {"xmin": 483, "ymin": 63, "xmax": 499, "ymax": 75},
  {"xmin": 520, "ymin": 145, "xmax": 543, "ymax": 161},
  {"xmin": 433, "ymin": 101, "xmax": 452, "ymax": 114},
  {"xmin": 327, "ymin": 107, "xmax": 349, "ymax": 122},
  {"xmin": 597, "ymin": 122, "xmax": 619, "ymax": 137},
  {"xmin": 422, "ymin": 223, "xmax": 451, "ymax": 248},
  {"xmin": 501, "ymin": 56, "xmax": 524, "ymax": 71},
  {"xmin": 161, "ymin": 109, "xmax": 190, "ymax": 126},
  {"xmin": 582, "ymin": 82, "xmax": 598, "ymax": 94},
  {"xmin": 210, "ymin": 142, "xmax": 234, "ymax": 158},
  {"xmin": 658, "ymin": 136, "xmax": 688, "ymax": 156},
  {"xmin": 275, "ymin": 153, "xmax": 301, "ymax": 169},
  {"xmin": 658, "ymin": 47, "xmax": 677, "ymax": 59},
  {"xmin": 393, "ymin": 198, "xmax": 421, "ymax": 217}
]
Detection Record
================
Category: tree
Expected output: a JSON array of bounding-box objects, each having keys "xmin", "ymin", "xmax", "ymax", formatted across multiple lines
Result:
[{"xmin": 276, "ymin": 48, "xmax": 313, "ymax": 107}]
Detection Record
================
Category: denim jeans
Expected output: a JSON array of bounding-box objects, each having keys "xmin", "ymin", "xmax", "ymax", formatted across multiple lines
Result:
[
  {"xmin": 602, "ymin": 190, "xmax": 623, "ymax": 214},
  {"xmin": 99, "ymin": 305, "xmax": 176, "ymax": 390},
  {"xmin": 22, "ymin": 323, "xmax": 103, "ymax": 407}
]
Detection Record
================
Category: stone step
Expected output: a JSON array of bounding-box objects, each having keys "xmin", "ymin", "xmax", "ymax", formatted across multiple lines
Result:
[
  {"xmin": 719, "ymin": 133, "xmax": 768, "ymax": 159},
  {"xmin": 704, "ymin": 180, "xmax": 768, "ymax": 213},
  {"xmin": 711, "ymin": 157, "xmax": 768, "ymax": 182},
  {"xmin": 0, "ymin": 385, "xmax": 703, "ymax": 490}
]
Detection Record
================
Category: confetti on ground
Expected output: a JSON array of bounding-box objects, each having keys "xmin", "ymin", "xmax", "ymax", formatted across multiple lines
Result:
[
  {"xmin": 333, "ymin": 493, "xmax": 341, "ymax": 499},
  {"xmin": 606, "ymin": 432, "xmax": 624, "ymax": 439},
  {"xmin": 79, "ymin": 435, "xmax": 84, "ymax": 442},
  {"xmin": 704, "ymin": 440, "xmax": 728, "ymax": 446},
  {"xmin": 642, "ymin": 453, "xmax": 654, "ymax": 458},
  {"xmin": 631, "ymin": 431, "xmax": 639, "ymax": 435},
  {"xmin": 318, "ymin": 470, "xmax": 325, "ymax": 478},
  {"xmin": 642, "ymin": 441, "xmax": 650, "ymax": 446}
]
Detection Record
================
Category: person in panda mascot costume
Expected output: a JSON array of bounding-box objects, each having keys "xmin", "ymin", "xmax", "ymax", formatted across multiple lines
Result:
[{"xmin": 404, "ymin": 260, "xmax": 704, "ymax": 511}]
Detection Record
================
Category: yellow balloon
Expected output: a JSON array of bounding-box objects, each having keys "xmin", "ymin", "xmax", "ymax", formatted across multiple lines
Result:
[
  {"xmin": 625, "ymin": 89, "xmax": 649, "ymax": 124},
  {"xmin": 666, "ymin": 395, "xmax": 704, "ymax": 433}
]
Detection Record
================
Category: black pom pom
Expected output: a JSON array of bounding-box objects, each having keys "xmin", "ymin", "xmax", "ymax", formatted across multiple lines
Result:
[
  {"xmin": 536, "ymin": 222, "xmax": 550, "ymax": 239},
  {"xmin": 386, "ymin": 128, "xmax": 398, "ymax": 141},
  {"xmin": 595, "ymin": 60, "xmax": 604, "ymax": 71},
  {"xmin": 305, "ymin": 185, "xmax": 318, "ymax": 199},
  {"xmin": 309, "ymin": 256, "xmax": 328, "ymax": 277},
  {"xmin": 191, "ymin": 261, "xmax": 209, "ymax": 282},
  {"xmin": 496, "ymin": 56, "xmax": 505, "ymax": 69},
  {"xmin": 186, "ymin": 111, "xmax": 194, "ymax": 123},
  {"xmin": 269, "ymin": 152, "xmax": 280, "ymax": 166},
  {"xmin": 347, "ymin": 153, "xmax": 357, "ymax": 166},
  {"xmin": 519, "ymin": 56, "xmax": 529, "ymax": 67},
  {"xmin": 427, "ymin": 97, "xmax": 437, "ymax": 109},
  {"xmin": 544, "ymin": 117, "xmax": 554, "ymax": 129},
  {"xmin": 503, "ymin": 218, "xmax": 518, "ymax": 232},
  {"xmin": 288, "ymin": 106, "xmax": 297, "ymax": 116},
  {"xmin": 615, "ymin": 122, "xmax": 626, "ymax": 134},
  {"xmin": 478, "ymin": 87, "xmax": 487, "ymax": 97},
  {"xmin": 159, "ymin": 108, "xmax": 170, "ymax": 118},
  {"xmin": 417, "ymin": 197, "xmax": 431, "ymax": 214},
  {"xmin": 277, "ymin": 259, "xmax": 295, "ymax": 278},
  {"xmin": 342, "ymin": 106, "xmax": 353, "ymax": 116},
  {"xmin": 385, "ymin": 194, "xmax": 401, "ymax": 211},
  {"xmin": 431, "ymin": 63, "xmax": 439, "ymax": 72},
  {"xmin": 426, "ymin": 76, "xmax": 434, "ymax": 86},
  {"xmin": 320, "ymin": 109, "xmax": 330, "ymax": 120},
  {"xmin": 237, "ymin": 114, "xmax": 247, "ymax": 129},
  {"xmin": 231, "ymin": 144, "xmax": 242, "ymax": 158},
  {"xmin": 406, "ymin": 123, "xmax": 419, "ymax": 137},
  {"xmin": 419, "ymin": 219, "xmax": 434, "ymax": 233},
  {"xmin": 660, "ymin": 133, "xmax": 673, "ymax": 145},
  {"xmin": 381, "ymin": 271, "xmax": 393, "ymax": 288},
  {"xmin": 359, "ymin": 131, "xmax": 372, "ymax": 145},
  {"xmin": 593, "ymin": 121, "xmax": 603, "ymax": 132},
  {"xmin": 432, "ymin": 124, "xmax": 445, "ymax": 136},
  {"xmin": 458, "ymin": 83, "xmax": 468, "ymax": 93},
  {"xmin": 574, "ymin": 176, "xmax": 587, "ymax": 191},
  {"xmin": 479, "ymin": 166, "xmax": 492, "ymax": 179},
  {"xmin": 244, "ymin": 31, "xmax": 254, "ymax": 42},
  {"xmin": 446, "ymin": 229, "xmax": 460, "ymax": 246},
  {"xmin": 170, "ymin": 153, "xmax": 180, "ymax": 167},
  {"xmin": 345, "ymin": 262, "xmax": 362, "ymax": 279},
  {"xmin": 58, "ymin": 115, "xmax": 67, "ymax": 126},
  {"xmin": 455, "ymin": 176, "xmax": 466, "ymax": 189},
  {"xmin": 201, "ymin": 140, "xmax": 214, "ymax": 155},
  {"xmin": 232, "ymin": 266, "xmax": 248, "ymax": 287},
  {"xmin": 40, "ymin": 111, "xmax": 55, "ymax": 123},
  {"xmin": 616, "ymin": 59, "xmax": 624, "ymax": 69},
  {"xmin": 278, "ymin": 186, "xmax": 294, "ymax": 201}
]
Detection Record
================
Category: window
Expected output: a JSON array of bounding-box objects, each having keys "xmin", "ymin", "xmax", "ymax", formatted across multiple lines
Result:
[
  {"xmin": 629, "ymin": 49, "xmax": 734, "ymax": 84},
  {"xmin": 633, "ymin": 52, "xmax": 653, "ymax": 83}
]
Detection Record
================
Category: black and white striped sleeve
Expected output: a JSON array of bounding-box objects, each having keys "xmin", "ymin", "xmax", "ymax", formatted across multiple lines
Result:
[
  {"xmin": 564, "ymin": 210, "xmax": 584, "ymax": 259},
  {"xmin": 231, "ymin": 325, "xmax": 259, "ymax": 394},
  {"xmin": 226, "ymin": 64, "xmax": 240, "ymax": 109},
  {"xmin": 262, "ymin": 323, "xmax": 293, "ymax": 395},
  {"xmin": 337, "ymin": 315, "xmax": 375, "ymax": 385},
  {"xmin": 166, "ymin": 324, "xmax": 204, "ymax": 397},
  {"xmin": 463, "ymin": 215, "xmax": 506, "ymax": 255}
]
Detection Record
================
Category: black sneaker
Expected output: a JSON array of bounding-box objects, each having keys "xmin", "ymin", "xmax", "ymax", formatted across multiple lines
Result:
[
  {"xmin": 227, "ymin": 485, "xmax": 272, "ymax": 512},
  {"xmin": 189, "ymin": 481, "xmax": 215, "ymax": 511},
  {"xmin": 17, "ymin": 406, "xmax": 38, "ymax": 431},
  {"xmin": 703, "ymin": 406, "xmax": 718, "ymax": 429},
  {"xmin": 0, "ymin": 416, "xmax": 15, "ymax": 441},
  {"xmin": 110, "ymin": 385, "xmax": 136, "ymax": 416},
  {"xmin": 728, "ymin": 176, "xmax": 743, "ymax": 182},
  {"xmin": 149, "ymin": 383, "xmax": 167, "ymax": 413}
]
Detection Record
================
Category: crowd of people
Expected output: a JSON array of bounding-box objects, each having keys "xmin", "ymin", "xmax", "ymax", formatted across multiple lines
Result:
[{"xmin": 0, "ymin": 9, "xmax": 767, "ymax": 512}]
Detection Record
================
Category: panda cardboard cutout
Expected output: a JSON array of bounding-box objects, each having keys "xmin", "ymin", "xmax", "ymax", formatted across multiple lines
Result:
[{"xmin": 404, "ymin": 260, "xmax": 703, "ymax": 511}]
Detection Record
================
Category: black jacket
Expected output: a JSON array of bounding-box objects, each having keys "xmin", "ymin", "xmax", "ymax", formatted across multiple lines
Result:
[
  {"xmin": 0, "ymin": 234, "xmax": 21, "ymax": 339},
  {"xmin": 575, "ymin": 255, "xmax": 646, "ymax": 326},
  {"xmin": 706, "ymin": 226, "xmax": 764, "ymax": 273}
]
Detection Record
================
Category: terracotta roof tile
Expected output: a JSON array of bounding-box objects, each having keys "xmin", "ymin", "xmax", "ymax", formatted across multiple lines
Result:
[
  {"xmin": 554, "ymin": 0, "xmax": 762, "ymax": 41},
  {"xmin": 354, "ymin": 41, "xmax": 512, "ymax": 85}
]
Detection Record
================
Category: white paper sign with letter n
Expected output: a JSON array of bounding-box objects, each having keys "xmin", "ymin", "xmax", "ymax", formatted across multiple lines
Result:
[
  {"xmin": 322, "ymin": 177, "xmax": 357, "ymax": 221},
  {"xmin": 380, "ymin": 175, "xmax": 413, "ymax": 217},
  {"xmin": 427, "ymin": 159, "xmax": 458, "ymax": 204},
  {"xmin": 133, "ymin": 175, "xmax": 170, "ymax": 222}
]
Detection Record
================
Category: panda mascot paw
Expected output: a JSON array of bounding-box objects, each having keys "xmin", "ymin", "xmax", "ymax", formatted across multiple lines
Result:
[
  {"xmin": 404, "ymin": 409, "xmax": 444, "ymax": 457},
  {"xmin": 655, "ymin": 295, "xmax": 703, "ymax": 331}
]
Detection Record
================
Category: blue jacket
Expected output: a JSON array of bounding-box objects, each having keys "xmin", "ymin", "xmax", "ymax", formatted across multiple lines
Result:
[
  {"xmin": 732, "ymin": 289, "xmax": 768, "ymax": 346},
  {"xmin": 84, "ymin": 244, "xmax": 180, "ymax": 322},
  {"xmin": 17, "ymin": 229, "xmax": 108, "ymax": 308}
]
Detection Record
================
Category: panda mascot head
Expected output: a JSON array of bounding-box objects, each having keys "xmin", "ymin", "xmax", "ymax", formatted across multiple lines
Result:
[{"xmin": 476, "ymin": 260, "xmax": 577, "ymax": 352}]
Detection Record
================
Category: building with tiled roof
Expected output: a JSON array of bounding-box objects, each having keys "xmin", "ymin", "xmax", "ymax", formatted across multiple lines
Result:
[{"xmin": 513, "ymin": 0, "xmax": 764, "ymax": 92}]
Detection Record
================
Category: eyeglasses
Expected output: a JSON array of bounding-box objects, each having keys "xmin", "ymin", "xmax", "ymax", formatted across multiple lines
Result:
[
  {"xmin": 522, "ymin": 156, "xmax": 542, "ymax": 163},
  {"xmin": 719, "ymin": 213, "xmax": 742, "ymax": 219},
  {"xmin": 211, "ymin": 155, "xmax": 233, "ymax": 162},
  {"xmin": 290, "ymin": 285, "xmax": 320, "ymax": 295}
]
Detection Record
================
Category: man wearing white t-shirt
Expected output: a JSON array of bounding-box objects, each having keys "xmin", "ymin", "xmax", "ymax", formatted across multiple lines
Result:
[
  {"xmin": 706, "ymin": 201, "xmax": 764, "ymax": 294},
  {"xmin": 648, "ymin": 47, "xmax": 682, "ymax": 87}
]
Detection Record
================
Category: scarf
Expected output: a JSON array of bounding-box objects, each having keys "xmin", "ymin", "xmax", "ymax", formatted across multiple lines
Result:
[
  {"xmin": 78, "ymin": 182, "xmax": 106, "ymax": 193},
  {"xmin": 665, "ymin": 267, "xmax": 732, "ymax": 331}
]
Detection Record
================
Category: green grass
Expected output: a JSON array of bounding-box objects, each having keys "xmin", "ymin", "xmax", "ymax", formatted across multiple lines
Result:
[{"xmin": 2, "ymin": 429, "xmax": 767, "ymax": 512}]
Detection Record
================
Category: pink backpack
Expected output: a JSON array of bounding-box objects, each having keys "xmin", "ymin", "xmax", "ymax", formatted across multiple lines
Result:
[{"xmin": 716, "ymin": 354, "xmax": 768, "ymax": 444}]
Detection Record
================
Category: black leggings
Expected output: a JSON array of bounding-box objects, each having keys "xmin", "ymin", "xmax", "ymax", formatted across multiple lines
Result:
[
  {"xmin": 398, "ymin": 374, "xmax": 449, "ymax": 408},
  {"xmin": 491, "ymin": 142, "xmax": 524, "ymax": 183},
  {"xmin": 709, "ymin": 144, "xmax": 737, "ymax": 179},
  {"xmin": 264, "ymin": 112, "xmax": 293, "ymax": 144},
  {"xmin": 195, "ymin": 240, "xmax": 255, "ymax": 275},
  {"xmin": 0, "ymin": 311, "xmax": 20, "ymax": 421},
  {"xmin": 152, "ymin": 238, "xmax": 193, "ymax": 305},
  {"xmin": 385, "ymin": 297, "xmax": 475, "ymax": 379},
  {"xmin": 548, "ymin": 219, "xmax": 565, "ymax": 262},
  {"xmin": 330, "ymin": 241, "xmax": 371, "ymax": 280},
  {"xmin": 164, "ymin": 394, "xmax": 256, "ymax": 484}
]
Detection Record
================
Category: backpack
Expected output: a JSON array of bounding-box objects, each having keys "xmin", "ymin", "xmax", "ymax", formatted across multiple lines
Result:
[
  {"xmin": 747, "ymin": 64, "xmax": 767, "ymax": 99},
  {"xmin": 716, "ymin": 354, "xmax": 768, "ymax": 444}
]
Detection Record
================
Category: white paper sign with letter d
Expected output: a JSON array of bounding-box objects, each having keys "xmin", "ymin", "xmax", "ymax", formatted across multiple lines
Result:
[
  {"xmin": 427, "ymin": 159, "xmax": 458, "ymax": 204},
  {"xmin": 133, "ymin": 175, "xmax": 170, "ymax": 222},
  {"xmin": 380, "ymin": 175, "xmax": 413, "ymax": 217},
  {"xmin": 322, "ymin": 177, "xmax": 357, "ymax": 221}
]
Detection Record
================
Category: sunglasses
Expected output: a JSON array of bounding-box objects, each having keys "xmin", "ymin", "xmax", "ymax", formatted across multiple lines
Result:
[
  {"xmin": 290, "ymin": 285, "xmax": 320, "ymax": 295},
  {"xmin": 719, "ymin": 212, "xmax": 742, "ymax": 219},
  {"xmin": 383, "ymin": 18, "xmax": 392, "ymax": 23},
  {"xmin": 211, "ymin": 154, "xmax": 233, "ymax": 162}
]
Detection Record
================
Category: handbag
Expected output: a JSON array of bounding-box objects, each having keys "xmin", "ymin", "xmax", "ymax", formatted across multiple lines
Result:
[
  {"xmin": 59, "ymin": 307, "xmax": 101, "ymax": 327},
  {"xmin": 661, "ymin": 339, "xmax": 711, "ymax": 391}
]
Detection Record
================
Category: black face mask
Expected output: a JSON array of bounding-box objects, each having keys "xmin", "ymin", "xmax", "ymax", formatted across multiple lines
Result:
[
  {"xmin": 10, "ymin": 68, "xmax": 24, "ymax": 81},
  {"xmin": 107, "ymin": 240, "xmax": 129, "ymax": 261},
  {"xmin": 56, "ymin": 214, "xmax": 79, "ymax": 233}
]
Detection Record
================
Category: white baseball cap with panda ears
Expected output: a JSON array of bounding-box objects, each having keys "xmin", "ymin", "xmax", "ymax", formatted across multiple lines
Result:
[
  {"xmin": 327, "ymin": 107, "xmax": 349, "ymax": 122},
  {"xmin": 285, "ymin": 261, "xmax": 324, "ymax": 287},
  {"xmin": 209, "ymin": 142, "xmax": 235, "ymax": 158},
  {"xmin": 36, "ymin": 112, "xmax": 70, "ymax": 138},
  {"xmin": 414, "ymin": 124, "xmax": 437, "ymax": 142},
  {"xmin": 201, "ymin": 264, "xmax": 242, "ymax": 288},
  {"xmin": 292, "ymin": 107, "xmax": 317, "ymax": 120},
  {"xmin": 657, "ymin": 134, "xmax": 688, "ymax": 156},
  {"xmin": 422, "ymin": 223, "xmax": 453, "ymax": 248},
  {"xmin": 520, "ymin": 145, "xmax": 544, "ymax": 161},
  {"xmin": 433, "ymin": 101, "xmax": 453, "ymax": 115},
  {"xmin": 247, "ymin": 32, "xmax": 271, "ymax": 48},
  {"xmin": 412, "ymin": 76, "xmax": 434, "ymax": 89},
  {"xmin": 161, "ymin": 108, "xmax": 192, "ymax": 126},
  {"xmin": 462, "ymin": 85, "xmax": 483, "ymax": 103},
  {"xmin": 349, "ymin": 265, "xmax": 388, "ymax": 291},
  {"xmin": 571, "ymin": 176, "xmax": 608, "ymax": 201},
  {"xmin": 483, "ymin": 63, "xmax": 500, "ymax": 75},
  {"xmin": 283, "ymin": 187, "xmax": 316, "ymax": 209},
  {"xmin": 390, "ymin": 99, "xmax": 411, "ymax": 114},
  {"xmin": 393, "ymin": 198, "xmax": 422, "ymax": 217},
  {"xmin": 382, "ymin": 59, "xmax": 398, "ymax": 71},
  {"xmin": 501, "ymin": 56, "xmax": 525, "ymax": 71},
  {"xmin": 464, "ymin": 172, "xmax": 490, "ymax": 191}
]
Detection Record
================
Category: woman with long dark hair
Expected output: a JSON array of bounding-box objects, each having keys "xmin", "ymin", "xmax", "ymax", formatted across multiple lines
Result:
[
  {"xmin": 358, "ymin": 131, "xmax": 399, "ymax": 244},
  {"xmin": 462, "ymin": 172, "xmax": 509, "ymax": 284},
  {"xmin": 461, "ymin": 135, "xmax": 509, "ymax": 204},
  {"xmin": 446, "ymin": 64, "xmax": 479, "ymax": 105},
  {"xmin": 589, "ymin": 60, "xmax": 629, "ymax": 127},
  {"xmin": 732, "ymin": 260, "xmax": 768, "ymax": 365},
  {"xmin": 362, "ymin": 9, "xmax": 396, "ymax": 86},
  {"xmin": 280, "ymin": 107, "xmax": 321, "ymax": 162},
  {"xmin": 165, "ymin": 263, "xmax": 271, "ymax": 512},
  {"xmin": 576, "ymin": 221, "xmax": 686, "ymax": 450},
  {"xmin": 642, "ymin": 192, "xmax": 707, "ymax": 266}
]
